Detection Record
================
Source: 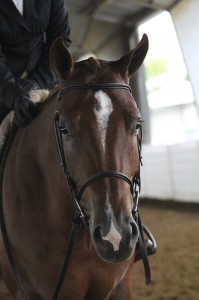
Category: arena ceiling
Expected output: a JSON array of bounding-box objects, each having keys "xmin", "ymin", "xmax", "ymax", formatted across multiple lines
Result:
[{"xmin": 65, "ymin": 0, "xmax": 182, "ymax": 59}]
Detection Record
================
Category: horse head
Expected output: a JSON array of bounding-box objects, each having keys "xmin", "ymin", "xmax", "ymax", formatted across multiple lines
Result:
[{"xmin": 50, "ymin": 34, "xmax": 148, "ymax": 263}]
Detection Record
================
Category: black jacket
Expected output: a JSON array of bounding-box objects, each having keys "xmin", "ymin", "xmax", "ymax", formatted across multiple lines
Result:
[{"xmin": 0, "ymin": 0, "xmax": 71, "ymax": 108}]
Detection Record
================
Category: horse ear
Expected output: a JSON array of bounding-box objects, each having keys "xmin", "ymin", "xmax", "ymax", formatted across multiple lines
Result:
[
  {"xmin": 50, "ymin": 36, "xmax": 73, "ymax": 80},
  {"xmin": 118, "ymin": 34, "xmax": 149, "ymax": 78}
]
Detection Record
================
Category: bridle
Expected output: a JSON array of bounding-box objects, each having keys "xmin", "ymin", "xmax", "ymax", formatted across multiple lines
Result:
[
  {"xmin": 54, "ymin": 83, "xmax": 141, "ymax": 223},
  {"xmin": 52, "ymin": 82, "xmax": 150, "ymax": 299},
  {"xmin": 0, "ymin": 83, "xmax": 151, "ymax": 300}
]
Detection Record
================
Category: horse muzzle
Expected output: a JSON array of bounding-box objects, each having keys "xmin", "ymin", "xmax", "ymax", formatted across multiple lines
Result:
[{"xmin": 91, "ymin": 216, "xmax": 139, "ymax": 263}]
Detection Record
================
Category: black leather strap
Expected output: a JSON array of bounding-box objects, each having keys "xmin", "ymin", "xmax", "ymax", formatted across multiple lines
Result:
[
  {"xmin": 78, "ymin": 171, "xmax": 134, "ymax": 198},
  {"xmin": 52, "ymin": 212, "xmax": 81, "ymax": 300},
  {"xmin": 58, "ymin": 83, "xmax": 132, "ymax": 101},
  {"xmin": 135, "ymin": 210, "xmax": 151, "ymax": 285}
]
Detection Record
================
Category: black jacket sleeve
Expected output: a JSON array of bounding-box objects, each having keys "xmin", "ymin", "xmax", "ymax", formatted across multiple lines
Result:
[
  {"xmin": 18, "ymin": 0, "xmax": 71, "ymax": 92},
  {"xmin": 0, "ymin": 49, "xmax": 23, "ymax": 111}
]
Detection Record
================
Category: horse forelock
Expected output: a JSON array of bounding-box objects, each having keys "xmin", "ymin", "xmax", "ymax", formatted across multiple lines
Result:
[{"xmin": 87, "ymin": 57, "xmax": 101, "ymax": 74}]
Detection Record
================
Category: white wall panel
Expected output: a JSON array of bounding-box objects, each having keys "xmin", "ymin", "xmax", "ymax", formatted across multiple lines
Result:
[
  {"xmin": 141, "ymin": 145, "xmax": 173, "ymax": 199},
  {"xmin": 141, "ymin": 142, "xmax": 199, "ymax": 203},
  {"xmin": 169, "ymin": 141, "xmax": 199, "ymax": 202}
]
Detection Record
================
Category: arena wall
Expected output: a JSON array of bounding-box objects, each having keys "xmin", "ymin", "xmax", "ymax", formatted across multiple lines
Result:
[{"xmin": 141, "ymin": 141, "xmax": 199, "ymax": 203}]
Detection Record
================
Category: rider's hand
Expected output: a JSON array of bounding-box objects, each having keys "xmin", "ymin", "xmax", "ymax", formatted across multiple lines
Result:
[
  {"xmin": 14, "ymin": 95, "xmax": 39, "ymax": 127},
  {"xmin": 0, "ymin": 82, "xmax": 39, "ymax": 126}
]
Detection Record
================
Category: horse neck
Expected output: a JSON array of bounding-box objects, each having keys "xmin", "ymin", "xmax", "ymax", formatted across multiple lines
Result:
[{"xmin": 15, "ymin": 95, "xmax": 75, "ymax": 218}]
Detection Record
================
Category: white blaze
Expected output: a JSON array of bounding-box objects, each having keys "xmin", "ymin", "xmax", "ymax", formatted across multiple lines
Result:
[
  {"xmin": 103, "ymin": 193, "xmax": 122, "ymax": 252},
  {"xmin": 102, "ymin": 220, "xmax": 122, "ymax": 251},
  {"xmin": 94, "ymin": 90, "xmax": 113, "ymax": 151},
  {"xmin": 94, "ymin": 93, "xmax": 121, "ymax": 251}
]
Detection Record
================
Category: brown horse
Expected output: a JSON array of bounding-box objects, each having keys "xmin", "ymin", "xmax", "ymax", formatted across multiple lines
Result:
[{"xmin": 0, "ymin": 34, "xmax": 149, "ymax": 299}]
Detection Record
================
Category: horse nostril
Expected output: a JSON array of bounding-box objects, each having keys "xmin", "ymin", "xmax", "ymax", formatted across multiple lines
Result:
[
  {"xmin": 93, "ymin": 225, "xmax": 102, "ymax": 242},
  {"xmin": 131, "ymin": 221, "xmax": 138, "ymax": 237}
]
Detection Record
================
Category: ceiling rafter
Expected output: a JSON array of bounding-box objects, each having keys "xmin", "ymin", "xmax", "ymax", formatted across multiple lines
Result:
[
  {"xmin": 66, "ymin": 0, "xmax": 183, "ymax": 59},
  {"xmin": 124, "ymin": 7, "xmax": 157, "ymax": 28},
  {"xmin": 126, "ymin": 0, "xmax": 164, "ymax": 11},
  {"xmin": 116, "ymin": 0, "xmax": 181, "ymax": 11},
  {"xmin": 80, "ymin": 0, "xmax": 114, "ymax": 16},
  {"xmin": 167, "ymin": 0, "xmax": 182, "ymax": 11}
]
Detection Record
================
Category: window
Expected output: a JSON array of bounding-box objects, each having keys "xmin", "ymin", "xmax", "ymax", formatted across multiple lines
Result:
[{"xmin": 139, "ymin": 12, "xmax": 199, "ymax": 145}]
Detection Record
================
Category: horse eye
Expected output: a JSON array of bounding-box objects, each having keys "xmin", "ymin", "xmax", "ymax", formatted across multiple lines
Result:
[
  {"xmin": 136, "ymin": 123, "xmax": 141, "ymax": 130},
  {"xmin": 60, "ymin": 126, "xmax": 70, "ymax": 137},
  {"xmin": 134, "ymin": 122, "xmax": 141, "ymax": 135}
]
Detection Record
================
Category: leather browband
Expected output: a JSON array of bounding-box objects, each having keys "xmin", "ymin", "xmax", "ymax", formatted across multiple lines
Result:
[{"xmin": 58, "ymin": 83, "xmax": 132, "ymax": 101}]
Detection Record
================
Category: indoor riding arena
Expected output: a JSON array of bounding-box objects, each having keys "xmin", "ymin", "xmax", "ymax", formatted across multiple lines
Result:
[
  {"xmin": 63, "ymin": 1, "xmax": 199, "ymax": 298},
  {"xmin": 131, "ymin": 139, "xmax": 199, "ymax": 299},
  {"xmin": 132, "ymin": 200, "xmax": 199, "ymax": 300},
  {"xmin": 1, "ymin": 0, "xmax": 199, "ymax": 299}
]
